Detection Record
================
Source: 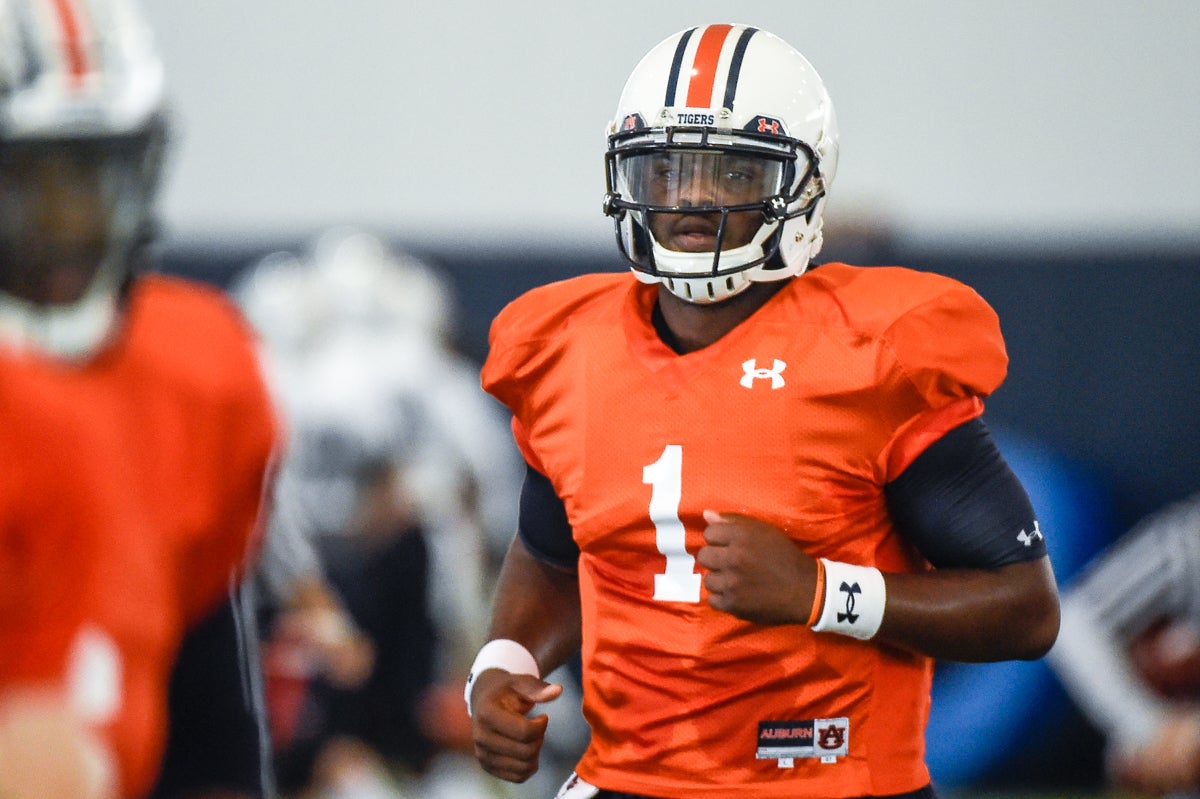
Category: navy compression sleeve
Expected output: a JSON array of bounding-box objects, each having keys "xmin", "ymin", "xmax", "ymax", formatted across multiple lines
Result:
[
  {"xmin": 517, "ymin": 462, "xmax": 579, "ymax": 569},
  {"xmin": 884, "ymin": 417, "xmax": 1047, "ymax": 568}
]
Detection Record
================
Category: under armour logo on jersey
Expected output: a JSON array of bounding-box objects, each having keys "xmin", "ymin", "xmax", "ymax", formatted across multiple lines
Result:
[
  {"xmin": 740, "ymin": 358, "xmax": 786, "ymax": 389},
  {"xmin": 1017, "ymin": 521, "xmax": 1044, "ymax": 547},
  {"xmin": 837, "ymin": 582, "xmax": 861, "ymax": 624}
]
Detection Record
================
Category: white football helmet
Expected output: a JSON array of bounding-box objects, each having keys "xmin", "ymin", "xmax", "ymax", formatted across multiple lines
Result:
[
  {"xmin": 0, "ymin": 0, "xmax": 167, "ymax": 358},
  {"xmin": 603, "ymin": 24, "xmax": 839, "ymax": 304}
]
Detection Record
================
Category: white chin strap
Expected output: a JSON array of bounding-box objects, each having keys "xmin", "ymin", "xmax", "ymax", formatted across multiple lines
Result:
[
  {"xmin": 644, "ymin": 265, "xmax": 753, "ymax": 305},
  {"xmin": 0, "ymin": 279, "xmax": 120, "ymax": 360},
  {"xmin": 645, "ymin": 222, "xmax": 777, "ymax": 305}
]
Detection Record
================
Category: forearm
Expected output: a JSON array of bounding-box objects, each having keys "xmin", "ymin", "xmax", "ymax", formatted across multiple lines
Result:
[
  {"xmin": 875, "ymin": 556, "xmax": 1060, "ymax": 662},
  {"xmin": 488, "ymin": 535, "xmax": 582, "ymax": 676}
]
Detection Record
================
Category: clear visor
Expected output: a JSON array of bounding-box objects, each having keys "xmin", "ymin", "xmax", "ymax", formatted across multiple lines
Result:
[
  {"xmin": 616, "ymin": 149, "xmax": 789, "ymax": 209},
  {"xmin": 0, "ymin": 136, "xmax": 154, "ymax": 302},
  {"xmin": 0, "ymin": 137, "xmax": 149, "ymax": 229}
]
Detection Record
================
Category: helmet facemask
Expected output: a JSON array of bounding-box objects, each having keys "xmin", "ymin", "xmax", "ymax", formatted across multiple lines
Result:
[
  {"xmin": 0, "ymin": 123, "xmax": 165, "ymax": 357},
  {"xmin": 0, "ymin": 127, "xmax": 163, "ymax": 302},
  {"xmin": 605, "ymin": 125, "xmax": 822, "ymax": 304}
]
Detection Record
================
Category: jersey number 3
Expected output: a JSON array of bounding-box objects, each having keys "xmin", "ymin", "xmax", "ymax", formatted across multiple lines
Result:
[{"xmin": 643, "ymin": 445, "xmax": 702, "ymax": 603}]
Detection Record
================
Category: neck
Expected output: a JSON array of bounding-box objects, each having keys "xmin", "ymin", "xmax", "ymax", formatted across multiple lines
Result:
[{"xmin": 653, "ymin": 280, "xmax": 788, "ymax": 354}]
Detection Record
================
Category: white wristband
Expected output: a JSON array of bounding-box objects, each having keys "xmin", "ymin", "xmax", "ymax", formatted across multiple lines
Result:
[
  {"xmin": 810, "ymin": 559, "xmax": 886, "ymax": 640},
  {"xmin": 464, "ymin": 639, "xmax": 539, "ymax": 717}
]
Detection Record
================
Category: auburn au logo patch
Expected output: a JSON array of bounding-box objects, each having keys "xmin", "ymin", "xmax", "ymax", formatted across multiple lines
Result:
[{"xmin": 756, "ymin": 717, "xmax": 849, "ymax": 765}]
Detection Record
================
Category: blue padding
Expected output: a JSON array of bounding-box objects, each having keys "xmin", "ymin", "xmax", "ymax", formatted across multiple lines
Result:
[{"xmin": 924, "ymin": 427, "xmax": 1116, "ymax": 789}]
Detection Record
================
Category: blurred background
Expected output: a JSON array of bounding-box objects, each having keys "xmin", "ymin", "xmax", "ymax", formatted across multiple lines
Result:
[{"xmin": 135, "ymin": 2, "xmax": 1198, "ymax": 797}]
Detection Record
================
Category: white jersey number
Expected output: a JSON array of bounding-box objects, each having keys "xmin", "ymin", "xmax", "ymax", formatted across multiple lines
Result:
[{"xmin": 643, "ymin": 445, "xmax": 702, "ymax": 603}]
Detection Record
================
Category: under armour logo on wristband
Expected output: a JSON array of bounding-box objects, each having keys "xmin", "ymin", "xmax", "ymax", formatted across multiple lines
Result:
[
  {"xmin": 813, "ymin": 561, "xmax": 884, "ymax": 640},
  {"xmin": 837, "ymin": 581, "xmax": 861, "ymax": 624}
]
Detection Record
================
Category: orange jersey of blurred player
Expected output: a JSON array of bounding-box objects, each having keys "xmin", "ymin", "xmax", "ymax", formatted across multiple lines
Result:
[
  {"xmin": 482, "ymin": 264, "xmax": 1008, "ymax": 798},
  {"xmin": 0, "ymin": 275, "xmax": 278, "ymax": 798}
]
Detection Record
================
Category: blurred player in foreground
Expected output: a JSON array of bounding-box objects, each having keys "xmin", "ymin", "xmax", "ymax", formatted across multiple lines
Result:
[
  {"xmin": 0, "ymin": 1, "xmax": 277, "ymax": 797},
  {"xmin": 1050, "ymin": 493, "xmax": 1200, "ymax": 797},
  {"xmin": 467, "ymin": 23, "xmax": 1060, "ymax": 799}
]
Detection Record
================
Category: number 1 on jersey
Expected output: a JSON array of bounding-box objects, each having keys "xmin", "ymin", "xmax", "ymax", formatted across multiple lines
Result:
[{"xmin": 643, "ymin": 445, "xmax": 702, "ymax": 603}]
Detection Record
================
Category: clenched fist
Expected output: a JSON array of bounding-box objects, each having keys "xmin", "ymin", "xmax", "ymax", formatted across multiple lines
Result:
[
  {"xmin": 698, "ymin": 510, "xmax": 819, "ymax": 626},
  {"xmin": 469, "ymin": 668, "xmax": 563, "ymax": 783}
]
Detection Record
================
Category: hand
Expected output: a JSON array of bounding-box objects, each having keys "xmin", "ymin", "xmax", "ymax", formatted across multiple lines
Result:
[
  {"xmin": 1109, "ymin": 708, "xmax": 1200, "ymax": 794},
  {"xmin": 283, "ymin": 577, "xmax": 376, "ymax": 688},
  {"xmin": 271, "ymin": 607, "xmax": 375, "ymax": 689},
  {"xmin": 469, "ymin": 668, "xmax": 563, "ymax": 783},
  {"xmin": 0, "ymin": 688, "xmax": 116, "ymax": 799},
  {"xmin": 697, "ymin": 510, "xmax": 817, "ymax": 626}
]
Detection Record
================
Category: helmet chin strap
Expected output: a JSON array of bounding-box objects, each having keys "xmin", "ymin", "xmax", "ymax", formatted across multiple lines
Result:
[
  {"xmin": 0, "ymin": 260, "xmax": 123, "ymax": 360},
  {"xmin": 660, "ymin": 270, "xmax": 753, "ymax": 305},
  {"xmin": 644, "ymin": 219, "xmax": 779, "ymax": 305}
]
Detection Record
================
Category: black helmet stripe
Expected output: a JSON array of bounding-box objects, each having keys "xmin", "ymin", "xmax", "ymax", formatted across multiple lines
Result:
[
  {"xmin": 721, "ymin": 26, "xmax": 759, "ymax": 111},
  {"xmin": 663, "ymin": 26, "xmax": 697, "ymax": 107}
]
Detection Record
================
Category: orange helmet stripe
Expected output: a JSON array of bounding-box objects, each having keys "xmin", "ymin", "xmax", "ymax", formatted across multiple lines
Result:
[
  {"xmin": 49, "ymin": 0, "xmax": 90, "ymax": 88},
  {"xmin": 685, "ymin": 24, "xmax": 734, "ymax": 108}
]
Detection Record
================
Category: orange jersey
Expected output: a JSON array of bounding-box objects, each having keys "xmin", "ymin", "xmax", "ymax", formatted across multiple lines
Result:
[
  {"xmin": 482, "ymin": 264, "xmax": 1008, "ymax": 798},
  {"xmin": 0, "ymin": 275, "xmax": 278, "ymax": 799}
]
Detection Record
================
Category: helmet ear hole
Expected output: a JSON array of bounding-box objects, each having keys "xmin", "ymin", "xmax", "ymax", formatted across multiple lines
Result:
[{"xmin": 759, "ymin": 250, "xmax": 788, "ymax": 272}]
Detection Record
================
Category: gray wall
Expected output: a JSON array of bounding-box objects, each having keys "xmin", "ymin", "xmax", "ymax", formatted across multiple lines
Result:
[{"xmin": 145, "ymin": 2, "xmax": 1200, "ymax": 248}]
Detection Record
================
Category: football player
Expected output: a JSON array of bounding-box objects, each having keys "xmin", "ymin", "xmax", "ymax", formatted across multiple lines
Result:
[
  {"xmin": 0, "ymin": 1, "xmax": 278, "ymax": 797},
  {"xmin": 1050, "ymin": 493, "xmax": 1200, "ymax": 796},
  {"xmin": 467, "ymin": 23, "xmax": 1060, "ymax": 799}
]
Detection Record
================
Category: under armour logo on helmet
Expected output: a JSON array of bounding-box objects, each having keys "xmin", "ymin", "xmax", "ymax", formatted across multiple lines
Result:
[{"xmin": 740, "ymin": 358, "xmax": 786, "ymax": 389}]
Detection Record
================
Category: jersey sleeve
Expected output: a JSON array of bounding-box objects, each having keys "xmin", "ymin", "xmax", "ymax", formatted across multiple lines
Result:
[
  {"xmin": 481, "ymin": 277, "xmax": 601, "ymax": 480},
  {"xmin": 482, "ymin": 310, "xmax": 551, "ymax": 476},
  {"xmin": 875, "ymin": 281, "xmax": 1010, "ymax": 482},
  {"xmin": 480, "ymin": 286, "xmax": 561, "ymax": 430}
]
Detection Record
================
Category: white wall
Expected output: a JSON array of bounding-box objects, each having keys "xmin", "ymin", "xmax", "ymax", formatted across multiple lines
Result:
[{"xmin": 144, "ymin": 1, "xmax": 1200, "ymax": 249}]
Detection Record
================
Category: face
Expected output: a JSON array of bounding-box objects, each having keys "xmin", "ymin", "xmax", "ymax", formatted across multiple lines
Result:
[
  {"xmin": 634, "ymin": 150, "xmax": 780, "ymax": 253},
  {"xmin": 0, "ymin": 140, "xmax": 135, "ymax": 305}
]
